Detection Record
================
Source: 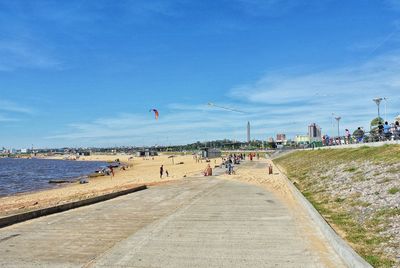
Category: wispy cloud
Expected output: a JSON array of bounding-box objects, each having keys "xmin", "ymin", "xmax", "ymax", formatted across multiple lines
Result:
[
  {"xmin": 0, "ymin": 40, "xmax": 61, "ymax": 71},
  {"xmin": 232, "ymin": 53, "xmax": 400, "ymax": 104},
  {"xmin": 0, "ymin": 99, "xmax": 33, "ymax": 114},
  {"xmin": 230, "ymin": 0, "xmax": 329, "ymax": 17},
  {"xmin": 44, "ymin": 50, "xmax": 400, "ymax": 146},
  {"xmin": 385, "ymin": 0, "xmax": 400, "ymax": 11},
  {"xmin": 230, "ymin": 51, "xmax": 400, "ymax": 134},
  {"xmin": 0, "ymin": 114, "xmax": 19, "ymax": 122}
]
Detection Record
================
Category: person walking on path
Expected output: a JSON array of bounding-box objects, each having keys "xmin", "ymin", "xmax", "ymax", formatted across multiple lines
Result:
[{"xmin": 160, "ymin": 165, "xmax": 164, "ymax": 179}]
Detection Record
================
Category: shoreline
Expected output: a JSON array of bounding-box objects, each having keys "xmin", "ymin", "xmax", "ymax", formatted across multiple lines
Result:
[
  {"xmin": 0, "ymin": 154, "xmax": 222, "ymax": 218},
  {"xmin": 0, "ymin": 157, "xmax": 110, "ymax": 197}
]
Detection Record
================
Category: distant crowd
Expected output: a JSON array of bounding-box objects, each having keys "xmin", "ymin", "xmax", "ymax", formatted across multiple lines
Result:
[{"xmin": 322, "ymin": 120, "xmax": 400, "ymax": 146}]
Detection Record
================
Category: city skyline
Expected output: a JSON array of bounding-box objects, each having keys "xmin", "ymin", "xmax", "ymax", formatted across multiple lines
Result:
[{"xmin": 1, "ymin": 1, "xmax": 400, "ymax": 148}]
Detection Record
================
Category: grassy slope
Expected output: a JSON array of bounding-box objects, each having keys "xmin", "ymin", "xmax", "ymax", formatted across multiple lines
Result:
[{"xmin": 274, "ymin": 145, "xmax": 400, "ymax": 267}]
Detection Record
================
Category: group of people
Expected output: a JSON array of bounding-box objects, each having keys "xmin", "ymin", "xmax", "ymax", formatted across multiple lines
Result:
[
  {"xmin": 376, "ymin": 121, "xmax": 400, "ymax": 140},
  {"xmin": 322, "ymin": 120, "xmax": 400, "ymax": 146},
  {"xmin": 159, "ymin": 152, "xmax": 265, "ymax": 179},
  {"xmin": 244, "ymin": 152, "xmax": 259, "ymax": 161},
  {"xmin": 222, "ymin": 153, "xmax": 244, "ymax": 175},
  {"xmin": 223, "ymin": 157, "xmax": 236, "ymax": 175}
]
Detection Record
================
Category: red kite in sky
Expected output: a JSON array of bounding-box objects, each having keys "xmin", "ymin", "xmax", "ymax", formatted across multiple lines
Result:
[{"xmin": 150, "ymin": 109, "xmax": 159, "ymax": 120}]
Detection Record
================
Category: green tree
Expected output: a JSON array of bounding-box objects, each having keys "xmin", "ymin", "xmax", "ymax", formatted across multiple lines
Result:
[{"xmin": 370, "ymin": 117, "xmax": 384, "ymax": 127}]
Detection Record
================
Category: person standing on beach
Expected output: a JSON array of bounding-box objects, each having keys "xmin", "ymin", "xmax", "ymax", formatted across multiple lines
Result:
[
  {"xmin": 160, "ymin": 165, "xmax": 164, "ymax": 178},
  {"xmin": 109, "ymin": 166, "xmax": 114, "ymax": 178}
]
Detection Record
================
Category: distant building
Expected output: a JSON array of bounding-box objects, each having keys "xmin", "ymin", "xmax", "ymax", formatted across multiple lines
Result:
[
  {"xmin": 136, "ymin": 149, "xmax": 158, "ymax": 157},
  {"xmin": 201, "ymin": 148, "xmax": 221, "ymax": 159},
  {"xmin": 267, "ymin": 137, "xmax": 274, "ymax": 143},
  {"xmin": 294, "ymin": 135, "xmax": 310, "ymax": 144},
  {"xmin": 275, "ymin": 133, "xmax": 287, "ymax": 145},
  {"xmin": 308, "ymin": 123, "xmax": 322, "ymax": 142},
  {"xmin": 247, "ymin": 121, "xmax": 251, "ymax": 143},
  {"xmin": 276, "ymin": 133, "xmax": 286, "ymax": 141},
  {"xmin": 77, "ymin": 151, "xmax": 91, "ymax": 156}
]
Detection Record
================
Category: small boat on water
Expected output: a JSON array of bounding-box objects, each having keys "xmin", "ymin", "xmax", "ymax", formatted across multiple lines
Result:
[
  {"xmin": 89, "ymin": 172, "xmax": 105, "ymax": 178},
  {"xmin": 48, "ymin": 179, "xmax": 76, "ymax": 184}
]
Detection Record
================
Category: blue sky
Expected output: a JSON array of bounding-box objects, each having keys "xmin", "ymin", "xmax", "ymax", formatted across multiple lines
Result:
[{"xmin": 1, "ymin": 0, "xmax": 400, "ymax": 148}]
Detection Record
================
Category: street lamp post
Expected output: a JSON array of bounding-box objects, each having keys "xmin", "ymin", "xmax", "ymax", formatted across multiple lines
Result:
[
  {"xmin": 335, "ymin": 116, "xmax": 341, "ymax": 137},
  {"xmin": 373, "ymin": 97, "xmax": 383, "ymax": 120},
  {"xmin": 383, "ymin": 97, "xmax": 388, "ymax": 122}
]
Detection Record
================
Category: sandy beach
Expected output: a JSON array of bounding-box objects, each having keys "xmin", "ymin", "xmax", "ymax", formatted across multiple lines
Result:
[{"xmin": 0, "ymin": 154, "xmax": 222, "ymax": 217}]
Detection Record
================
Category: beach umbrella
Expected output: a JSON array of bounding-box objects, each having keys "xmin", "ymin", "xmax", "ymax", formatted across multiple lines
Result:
[{"xmin": 168, "ymin": 155, "xmax": 176, "ymax": 164}]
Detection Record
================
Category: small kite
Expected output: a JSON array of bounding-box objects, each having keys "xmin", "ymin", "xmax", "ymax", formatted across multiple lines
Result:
[{"xmin": 150, "ymin": 109, "xmax": 159, "ymax": 120}]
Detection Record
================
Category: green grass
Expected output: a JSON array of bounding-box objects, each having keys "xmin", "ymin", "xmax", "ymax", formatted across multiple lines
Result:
[
  {"xmin": 344, "ymin": 166, "xmax": 358, "ymax": 172},
  {"xmin": 352, "ymin": 173, "xmax": 366, "ymax": 182},
  {"xmin": 364, "ymin": 255, "xmax": 394, "ymax": 268},
  {"xmin": 388, "ymin": 187, "xmax": 400, "ymax": 194},
  {"xmin": 274, "ymin": 145, "xmax": 400, "ymax": 267},
  {"xmin": 334, "ymin": 197, "xmax": 346, "ymax": 203},
  {"xmin": 276, "ymin": 145, "xmax": 400, "ymax": 165},
  {"xmin": 349, "ymin": 200, "xmax": 371, "ymax": 207}
]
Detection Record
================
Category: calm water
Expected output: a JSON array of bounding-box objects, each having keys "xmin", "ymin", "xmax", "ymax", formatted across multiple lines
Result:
[{"xmin": 0, "ymin": 158, "xmax": 108, "ymax": 196}]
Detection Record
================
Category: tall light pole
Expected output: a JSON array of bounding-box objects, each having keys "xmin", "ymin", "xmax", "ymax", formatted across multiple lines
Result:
[
  {"xmin": 335, "ymin": 116, "xmax": 341, "ymax": 137},
  {"xmin": 383, "ymin": 97, "xmax": 388, "ymax": 122},
  {"xmin": 373, "ymin": 97, "xmax": 383, "ymax": 120},
  {"xmin": 247, "ymin": 121, "xmax": 251, "ymax": 143}
]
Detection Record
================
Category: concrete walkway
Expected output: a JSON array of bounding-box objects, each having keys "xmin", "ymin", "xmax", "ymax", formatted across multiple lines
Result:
[{"xmin": 0, "ymin": 170, "xmax": 345, "ymax": 267}]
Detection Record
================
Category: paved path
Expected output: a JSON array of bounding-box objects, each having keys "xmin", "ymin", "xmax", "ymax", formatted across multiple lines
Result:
[{"xmin": 0, "ymin": 169, "xmax": 345, "ymax": 267}]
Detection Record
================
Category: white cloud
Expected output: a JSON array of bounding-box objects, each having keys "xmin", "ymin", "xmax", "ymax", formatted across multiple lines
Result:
[
  {"xmin": 231, "ymin": 52, "xmax": 400, "ymax": 104},
  {"xmin": 0, "ymin": 114, "xmax": 19, "ymax": 122},
  {"xmin": 46, "ymin": 52, "xmax": 400, "ymax": 146},
  {"xmin": 229, "ymin": 52, "xmax": 400, "ymax": 135},
  {"xmin": 0, "ymin": 99, "xmax": 33, "ymax": 114},
  {"xmin": 0, "ymin": 41, "xmax": 60, "ymax": 71}
]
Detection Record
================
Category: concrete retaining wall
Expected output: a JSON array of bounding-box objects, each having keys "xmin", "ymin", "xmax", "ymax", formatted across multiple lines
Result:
[
  {"xmin": 274, "ymin": 165, "xmax": 372, "ymax": 268},
  {"xmin": 0, "ymin": 185, "xmax": 147, "ymax": 229}
]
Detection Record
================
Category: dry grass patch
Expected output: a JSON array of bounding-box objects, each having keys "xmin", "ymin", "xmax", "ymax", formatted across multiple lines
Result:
[{"xmin": 274, "ymin": 145, "xmax": 400, "ymax": 267}]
